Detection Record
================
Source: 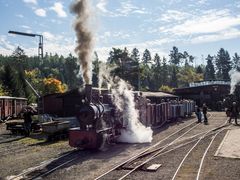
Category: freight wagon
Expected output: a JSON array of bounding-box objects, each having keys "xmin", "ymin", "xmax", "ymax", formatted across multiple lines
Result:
[{"xmin": 0, "ymin": 96, "xmax": 27, "ymax": 120}]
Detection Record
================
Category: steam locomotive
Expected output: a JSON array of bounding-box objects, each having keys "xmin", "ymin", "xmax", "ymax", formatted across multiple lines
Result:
[
  {"xmin": 68, "ymin": 85, "xmax": 195, "ymax": 149},
  {"xmin": 69, "ymin": 85, "xmax": 123, "ymax": 149}
]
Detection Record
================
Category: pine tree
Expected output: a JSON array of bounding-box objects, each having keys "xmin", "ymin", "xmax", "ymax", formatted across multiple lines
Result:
[
  {"xmin": 170, "ymin": 66, "xmax": 178, "ymax": 87},
  {"xmin": 196, "ymin": 65, "xmax": 203, "ymax": 74},
  {"xmin": 64, "ymin": 53, "xmax": 81, "ymax": 89},
  {"xmin": 232, "ymin": 53, "xmax": 240, "ymax": 71},
  {"xmin": 107, "ymin": 48, "xmax": 124, "ymax": 65},
  {"xmin": 151, "ymin": 53, "xmax": 162, "ymax": 90},
  {"xmin": 153, "ymin": 53, "xmax": 161, "ymax": 67},
  {"xmin": 130, "ymin": 48, "xmax": 140, "ymax": 62},
  {"xmin": 142, "ymin": 49, "xmax": 152, "ymax": 64},
  {"xmin": 169, "ymin": 46, "xmax": 183, "ymax": 65},
  {"xmin": 215, "ymin": 48, "xmax": 232, "ymax": 80},
  {"xmin": 162, "ymin": 57, "xmax": 168, "ymax": 85},
  {"xmin": 1, "ymin": 64, "xmax": 16, "ymax": 96},
  {"xmin": 204, "ymin": 55, "xmax": 215, "ymax": 80}
]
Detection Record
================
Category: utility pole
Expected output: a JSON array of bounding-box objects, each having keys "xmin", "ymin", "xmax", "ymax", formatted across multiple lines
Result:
[
  {"xmin": 8, "ymin": 30, "xmax": 43, "ymax": 59},
  {"xmin": 201, "ymin": 54, "xmax": 204, "ymax": 65},
  {"xmin": 138, "ymin": 61, "xmax": 140, "ymax": 91}
]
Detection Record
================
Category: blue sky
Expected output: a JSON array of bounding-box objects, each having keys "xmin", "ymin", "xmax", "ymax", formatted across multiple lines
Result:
[{"xmin": 0, "ymin": 0, "xmax": 240, "ymax": 64}]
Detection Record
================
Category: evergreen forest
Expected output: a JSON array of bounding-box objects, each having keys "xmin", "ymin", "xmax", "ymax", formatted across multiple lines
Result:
[{"xmin": 0, "ymin": 46, "xmax": 239, "ymax": 103}]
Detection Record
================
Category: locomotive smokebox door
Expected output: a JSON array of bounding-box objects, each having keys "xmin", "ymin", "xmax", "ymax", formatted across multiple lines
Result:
[{"xmin": 77, "ymin": 105, "xmax": 98, "ymax": 130}]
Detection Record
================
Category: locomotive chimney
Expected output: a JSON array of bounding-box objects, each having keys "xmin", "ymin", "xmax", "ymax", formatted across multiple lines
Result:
[{"xmin": 85, "ymin": 84, "xmax": 92, "ymax": 103}]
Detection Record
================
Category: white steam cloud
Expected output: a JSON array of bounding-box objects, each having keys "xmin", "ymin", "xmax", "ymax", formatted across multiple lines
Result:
[
  {"xmin": 99, "ymin": 64, "xmax": 153, "ymax": 143},
  {"xmin": 229, "ymin": 69, "xmax": 240, "ymax": 94}
]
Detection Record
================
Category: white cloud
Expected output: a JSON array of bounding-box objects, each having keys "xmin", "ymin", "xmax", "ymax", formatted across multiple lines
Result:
[
  {"xmin": 198, "ymin": 0, "xmax": 208, "ymax": 5},
  {"xmin": 0, "ymin": 40, "xmax": 75, "ymax": 58},
  {"xmin": 35, "ymin": 8, "xmax": 46, "ymax": 17},
  {"xmin": 23, "ymin": 0, "xmax": 37, "ymax": 5},
  {"xmin": 118, "ymin": 1, "xmax": 138, "ymax": 16},
  {"xmin": 237, "ymin": 2, "xmax": 240, "ymax": 8},
  {"xmin": 191, "ymin": 28, "xmax": 240, "ymax": 44},
  {"xmin": 21, "ymin": 25, "xmax": 31, "ymax": 29},
  {"xmin": 96, "ymin": 0, "xmax": 108, "ymax": 13},
  {"xmin": 50, "ymin": 2, "xmax": 67, "ymax": 18},
  {"xmin": 16, "ymin": 14, "xmax": 24, "ymax": 18},
  {"xmin": 0, "ymin": 35, "xmax": 15, "ymax": 51},
  {"xmin": 98, "ymin": 0, "xmax": 148, "ymax": 17},
  {"xmin": 115, "ymin": 1, "xmax": 148, "ymax": 16},
  {"xmin": 165, "ymin": 9, "xmax": 240, "ymax": 35},
  {"xmin": 26, "ymin": 30, "xmax": 33, "ymax": 34},
  {"xmin": 159, "ymin": 10, "xmax": 191, "ymax": 22},
  {"xmin": 132, "ymin": 9, "xmax": 148, "ymax": 14},
  {"xmin": 27, "ymin": 42, "xmax": 75, "ymax": 57},
  {"xmin": 42, "ymin": 31, "xmax": 63, "ymax": 42}
]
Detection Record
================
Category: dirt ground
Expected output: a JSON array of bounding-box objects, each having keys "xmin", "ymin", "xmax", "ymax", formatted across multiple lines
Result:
[
  {"xmin": 0, "ymin": 116, "xmax": 197, "ymax": 180},
  {"xmin": 0, "ymin": 112, "xmax": 239, "ymax": 180}
]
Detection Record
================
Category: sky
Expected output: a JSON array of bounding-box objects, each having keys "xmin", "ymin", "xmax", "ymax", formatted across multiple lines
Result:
[{"xmin": 0, "ymin": 0, "xmax": 240, "ymax": 65}]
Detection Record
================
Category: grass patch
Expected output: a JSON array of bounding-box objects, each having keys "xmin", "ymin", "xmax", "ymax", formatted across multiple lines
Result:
[{"xmin": 18, "ymin": 136, "xmax": 45, "ymax": 145}]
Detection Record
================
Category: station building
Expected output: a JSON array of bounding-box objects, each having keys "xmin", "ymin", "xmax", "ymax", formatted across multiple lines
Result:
[{"xmin": 173, "ymin": 81, "xmax": 233, "ymax": 110}]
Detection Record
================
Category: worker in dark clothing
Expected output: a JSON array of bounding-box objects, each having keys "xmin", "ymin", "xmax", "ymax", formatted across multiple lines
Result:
[
  {"xmin": 23, "ymin": 107, "xmax": 35, "ymax": 137},
  {"xmin": 195, "ymin": 105, "xmax": 202, "ymax": 123},
  {"xmin": 202, "ymin": 104, "xmax": 208, "ymax": 124},
  {"xmin": 228, "ymin": 102, "xmax": 239, "ymax": 124}
]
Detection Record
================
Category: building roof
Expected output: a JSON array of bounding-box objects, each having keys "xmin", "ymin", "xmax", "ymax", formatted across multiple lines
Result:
[
  {"xmin": 0, "ymin": 96, "xmax": 27, "ymax": 100},
  {"xmin": 189, "ymin": 81, "xmax": 230, "ymax": 88},
  {"xmin": 141, "ymin": 91, "xmax": 178, "ymax": 98}
]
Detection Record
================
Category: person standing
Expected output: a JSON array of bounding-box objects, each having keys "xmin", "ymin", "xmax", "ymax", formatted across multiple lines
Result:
[
  {"xmin": 23, "ymin": 107, "xmax": 35, "ymax": 137},
  {"xmin": 195, "ymin": 105, "xmax": 202, "ymax": 123},
  {"xmin": 229, "ymin": 102, "xmax": 239, "ymax": 124},
  {"xmin": 202, "ymin": 103, "xmax": 208, "ymax": 124}
]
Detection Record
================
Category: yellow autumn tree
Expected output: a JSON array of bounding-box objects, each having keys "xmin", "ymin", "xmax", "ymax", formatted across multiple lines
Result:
[
  {"xmin": 43, "ymin": 77, "xmax": 67, "ymax": 95},
  {"xmin": 159, "ymin": 85, "xmax": 173, "ymax": 93}
]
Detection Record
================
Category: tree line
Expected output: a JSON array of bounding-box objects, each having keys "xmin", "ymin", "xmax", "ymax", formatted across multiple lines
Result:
[{"xmin": 0, "ymin": 46, "xmax": 239, "ymax": 103}]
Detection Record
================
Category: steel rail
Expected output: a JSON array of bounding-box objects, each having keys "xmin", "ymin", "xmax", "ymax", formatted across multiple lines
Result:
[
  {"xmin": 118, "ymin": 122, "xmax": 202, "ymax": 180},
  {"xmin": 117, "ymin": 113, "xmax": 214, "ymax": 180},
  {"xmin": 196, "ymin": 128, "xmax": 227, "ymax": 180},
  {"xmin": 95, "ymin": 114, "xmax": 207, "ymax": 180},
  {"xmin": 171, "ymin": 119, "xmax": 229, "ymax": 180},
  {"xmin": 10, "ymin": 150, "xmax": 79, "ymax": 180},
  {"xmin": 32, "ymin": 156, "xmax": 80, "ymax": 179}
]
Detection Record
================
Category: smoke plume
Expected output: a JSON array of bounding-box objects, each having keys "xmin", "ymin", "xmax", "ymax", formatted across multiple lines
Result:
[
  {"xmin": 71, "ymin": 0, "xmax": 93, "ymax": 84},
  {"xmin": 99, "ymin": 64, "xmax": 153, "ymax": 143},
  {"xmin": 229, "ymin": 69, "xmax": 240, "ymax": 94}
]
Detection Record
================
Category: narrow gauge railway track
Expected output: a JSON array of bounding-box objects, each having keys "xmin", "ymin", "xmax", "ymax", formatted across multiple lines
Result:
[
  {"xmin": 95, "ymin": 114, "xmax": 230, "ymax": 180},
  {"xmin": 9, "ymin": 116, "xmax": 200, "ymax": 180},
  {"xmin": 94, "ymin": 116, "xmax": 207, "ymax": 179},
  {"xmin": 172, "ymin": 126, "xmax": 228, "ymax": 180},
  {"xmin": 195, "ymin": 129, "xmax": 226, "ymax": 180},
  {"xmin": 8, "ymin": 114, "xmax": 217, "ymax": 180},
  {"xmin": 8, "ymin": 149, "xmax": 86, "ymax": 180},
  {"xmin": 0, "ymin": 134, "xmax": 24, "ymax": 144}
]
